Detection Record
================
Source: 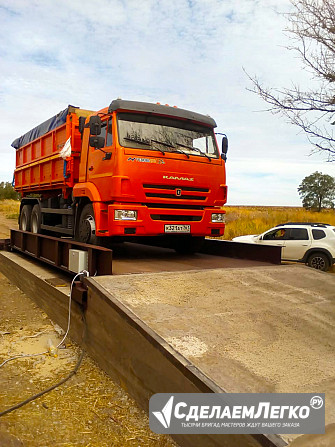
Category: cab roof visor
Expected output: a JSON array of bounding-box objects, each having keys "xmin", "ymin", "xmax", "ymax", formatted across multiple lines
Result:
[{"xmin": 108, "ymin": 99, "xmax": 217, "ymax": 128}]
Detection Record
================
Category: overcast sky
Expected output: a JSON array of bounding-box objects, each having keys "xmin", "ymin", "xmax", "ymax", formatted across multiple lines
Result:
[{"xmin": 0, "ymin": 0, "xmax": 334, "ymax": 206}]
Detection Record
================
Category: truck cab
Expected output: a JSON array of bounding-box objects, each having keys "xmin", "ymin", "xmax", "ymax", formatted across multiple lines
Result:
[{"xmin": 74, "ymin": 100, "xmax": 227, "ymax": 248}]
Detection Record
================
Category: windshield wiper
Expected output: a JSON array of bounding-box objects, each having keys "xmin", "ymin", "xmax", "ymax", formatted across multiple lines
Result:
[
  {"xmin": 124, "ymin": 137, "xmax": 151, "ymax": 146},
  {"xmin": 150, "ymin": 139, "xmax": 190, "ymax": 157},
  {"xmin": 169, "ymin": 148, "xmax": 190, "ymax": 158},
  {"xmin": 150, "ymin": 139, "xmax": 174, "ymax": 148},
  {"xmin": 176, "ymin": 142, "xmax": 212, "ymax": 161},
  {"xmin": 124, "ymin": 137, "xmax": 165, "ymax": 155}
]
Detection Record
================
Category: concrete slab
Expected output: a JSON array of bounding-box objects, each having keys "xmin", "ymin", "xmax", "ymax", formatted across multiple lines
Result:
[{"xmin": 94, "ymin": 265, "xmax": 335, "ymax": 445}]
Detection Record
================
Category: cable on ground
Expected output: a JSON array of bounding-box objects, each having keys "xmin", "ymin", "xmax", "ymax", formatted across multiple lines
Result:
[
  {"xmin": 0, "ymin": 270, "xmax": 88, "ymax": 369},
  {"xmin": 0, "ymin": 309, "xmax": 87, "ymax": 417}
]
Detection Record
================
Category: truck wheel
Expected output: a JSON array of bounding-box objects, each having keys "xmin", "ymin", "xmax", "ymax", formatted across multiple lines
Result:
[
  {"xmin": 31, "ymin": 204, "xmax": 42, "ymax": 234},
  {"xmin": 77, "ymin": 204, "xmax": 99, "ymax": 245},
  {"xmin": 19, "ymin": 205, "xmax": 32, "ymax": 231},
  {"xmin": 307, "ymin": 252, "xmax": 330, "ymax": 272},
  {"xmin": 174, "ymin": 236, "xmax": 204, "ymax": 254}
]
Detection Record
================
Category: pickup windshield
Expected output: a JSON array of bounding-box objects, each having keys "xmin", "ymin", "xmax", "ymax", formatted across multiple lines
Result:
[{"xmin": 117, "ymin": 112, "xmax": 219, "ymax": 159}]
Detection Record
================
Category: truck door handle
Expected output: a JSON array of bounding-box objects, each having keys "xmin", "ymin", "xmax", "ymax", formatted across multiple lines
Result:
[{"xmin": 88, "ymin": 166, "xmax": 94, "ymax": 171}]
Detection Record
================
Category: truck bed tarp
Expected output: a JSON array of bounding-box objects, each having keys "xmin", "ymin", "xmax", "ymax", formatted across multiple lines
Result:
[{"xmin": 11, "ymin": 105, "xmax": 78, "ymax": 149}]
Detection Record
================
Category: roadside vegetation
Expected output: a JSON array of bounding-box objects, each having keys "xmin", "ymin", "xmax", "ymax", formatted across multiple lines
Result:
[
  {"xmin": 223, "ymin": 206, "xmax": 335, "ymax": 240},
  {"xmin": 0, "ymin": 199, "xmax": 20, "ymax": 220},
  {"xmin": 0, "ymin": 181, "xmax": 20, "ymax": 200}
]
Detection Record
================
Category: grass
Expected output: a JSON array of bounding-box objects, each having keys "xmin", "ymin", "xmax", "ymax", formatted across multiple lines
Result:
[
  {"xmin": 0, "ymin": 199, "xmax": 20, "ymax": 220},
  {"xmin": 222, "ymin": 206, "xmax": 335, "ymax": 240}
]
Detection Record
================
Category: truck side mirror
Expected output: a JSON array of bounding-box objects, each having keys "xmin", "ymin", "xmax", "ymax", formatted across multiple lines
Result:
[
  {"xmin": 221, "ymin": 136, "xmax": 228, "ymax": 161},
  {"xmin": 89, "ymin": 136, "xmax": 105, "ymax": 149},
  {"xmin": 89, "ymin": 116, "xmax": 102, "ymax": 136}
]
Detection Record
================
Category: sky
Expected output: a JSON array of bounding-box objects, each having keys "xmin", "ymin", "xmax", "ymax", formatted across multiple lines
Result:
[{"xmin": 0, "ymin": 0, "xmax": 334, "ymax": 206}]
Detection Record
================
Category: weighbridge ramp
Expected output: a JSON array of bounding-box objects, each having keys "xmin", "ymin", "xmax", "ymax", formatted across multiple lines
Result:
[{"xmin": 0, "ymin": 250, "xmax": 334, "ymax": 447}]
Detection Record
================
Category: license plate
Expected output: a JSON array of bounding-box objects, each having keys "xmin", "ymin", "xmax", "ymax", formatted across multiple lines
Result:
[{"xmin": 164, "ymin": 224, "xmax": 191, "ymax": 233}]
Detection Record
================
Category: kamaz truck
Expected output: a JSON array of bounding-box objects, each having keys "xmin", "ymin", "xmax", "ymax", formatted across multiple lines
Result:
[{"xmin": 13, "ymin": 100, "xmax": 228, "ymax": 252}]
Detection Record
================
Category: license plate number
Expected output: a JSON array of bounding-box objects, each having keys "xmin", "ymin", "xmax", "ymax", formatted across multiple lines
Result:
[{"xmin": 164, "ymin": 225, "xmax": 191, "ymax": 233}]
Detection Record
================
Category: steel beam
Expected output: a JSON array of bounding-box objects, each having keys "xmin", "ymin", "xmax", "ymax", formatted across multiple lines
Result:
[
  {"xmin": 10, "ymin": 229, "xmax": 113, "ymax": 276},
  {"xmin": 201, "ymin": 239, "xmax": 282, "ymax": 264}
]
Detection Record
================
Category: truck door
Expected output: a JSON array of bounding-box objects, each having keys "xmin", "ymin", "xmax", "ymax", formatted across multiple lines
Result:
[{"xmin": 86, "ymin": 118, "xmax": 114, "ymax": 199}]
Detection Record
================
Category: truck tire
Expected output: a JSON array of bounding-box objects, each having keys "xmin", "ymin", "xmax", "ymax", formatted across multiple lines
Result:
[
  {"xmin": 77, "ymin": 204, "xmax": 100, "ymax": 245},
  {"xmin": 31, "ymin": 204, "xmax": 42, "ymax": 234},
  {"xmin": 174, "ymin": 236, "xmax": 204, "ymax": 254},
  {"xmin": 307, "ymin": 252, "xmax": 330, "ymax": 272},
  {"xmin": 19, "ymin": 205, "xmax": 32, "ymax": 231}
]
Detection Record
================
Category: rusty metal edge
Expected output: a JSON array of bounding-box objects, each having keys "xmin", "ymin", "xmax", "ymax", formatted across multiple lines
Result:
[
  {"xmin": 9, "ymin": 229, "xmax": 113, "ymax": 276},
  {"xmin": 201, "ymin": 239, "xmax": 282, "ymax": 264},
  {"xmin": 0, "ymin": 238, "xmax": 10, "ymax": 251}
]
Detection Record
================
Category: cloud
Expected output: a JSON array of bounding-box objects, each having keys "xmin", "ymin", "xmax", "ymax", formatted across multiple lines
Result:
[{"xmin": 0, "ymin": 0, "xmax": 333, "ymax": 205}]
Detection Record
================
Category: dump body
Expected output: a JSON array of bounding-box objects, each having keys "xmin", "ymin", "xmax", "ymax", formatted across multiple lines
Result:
[
  {"xmin": 14, "ymin": 106, "xmax": 92, "ymax": 195},
  {"xmin": 13, "ymin": 101, "xmax": 227, "ymax": 242}
]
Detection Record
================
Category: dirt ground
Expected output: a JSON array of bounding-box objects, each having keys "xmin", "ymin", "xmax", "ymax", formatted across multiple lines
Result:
[
  {"xmin": 0, "ymin": 214, "xmax": 176, "ymax": 446},
  {"xmin": 0, "ymin": 213, "xmax": 18, "ymax": 238},
  {"xmin": 0, "ymin": 271, "xmax": 176, "ymax": 447}
]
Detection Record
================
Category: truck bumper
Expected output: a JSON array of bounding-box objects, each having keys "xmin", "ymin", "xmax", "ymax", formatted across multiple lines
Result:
[{"xmin": 96, "ymin": 204, "xmax": 225, "ymax": 237}]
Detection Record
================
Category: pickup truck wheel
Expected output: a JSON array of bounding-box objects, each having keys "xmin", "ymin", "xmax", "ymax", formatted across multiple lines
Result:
[
  {"xmin": 19, "ymin": 205, "xmax": 32, "ymax": 231},
  {"xmin": 307, "ymin": 252, "xmax": 330, "ymax": 272},
  {"xmin": 31, "ymin": 204, "xmax": 42, "ymax": 234},
  {"xmin": 78, "ymin": 204, "xmax": 99, "ymax": 245},
  {"xmin": 174, "ymin": 236, "xmax": 204, "ymax": 254}
]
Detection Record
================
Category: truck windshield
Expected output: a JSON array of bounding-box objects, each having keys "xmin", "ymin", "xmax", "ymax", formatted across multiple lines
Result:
[{"xmin": 117, "ymin": 112, "xmax": 219, "ymax": 159}]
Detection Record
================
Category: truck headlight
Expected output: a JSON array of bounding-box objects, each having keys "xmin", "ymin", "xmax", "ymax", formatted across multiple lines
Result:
[
  {"xmin": 114, "ymin": 210, "xmax": 138, "ymax": 221},
  {"xmin": 211, "ymin": 213, "xmax": 225, "ymax": 223}
]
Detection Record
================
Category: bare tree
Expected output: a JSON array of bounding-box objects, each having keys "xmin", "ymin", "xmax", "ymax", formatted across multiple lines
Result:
[{"xmin": 248, "ymin": 0, "xmax": 335, "ymax": 160}]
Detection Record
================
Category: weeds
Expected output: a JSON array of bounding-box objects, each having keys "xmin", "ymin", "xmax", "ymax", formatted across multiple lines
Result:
[
  {"xmin": 223, "ymin": 206, "xmax": 335, "ymax": 240},
  {"xmin": 0, "ymin": 199, "xmax": 20, "ymax": 220}
]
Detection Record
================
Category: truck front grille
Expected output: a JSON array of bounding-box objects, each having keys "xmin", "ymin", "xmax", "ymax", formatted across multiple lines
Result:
[
  {"xmin": 143, "ymin": 184, "xmax": 209, "ymax": 192},
  {"xmin": 145, "ymin": 203, "xmax": 204, "ymax": 210},
  {"xmin": 143, "ymin": 183, "xmax": 209, "ymax": 202},
  {"xmin": 150, "ymin": 214, "xmax": 202, "ymax": 222}
]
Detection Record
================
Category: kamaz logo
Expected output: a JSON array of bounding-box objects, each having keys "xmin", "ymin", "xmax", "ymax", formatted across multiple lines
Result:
[
  {"xmin": 127, "ymin": 157, "xmax": 165, "ymax": 165},
  {"xmin": 163, "ymin": 176, "xmax": 194, "ymax": 181}
]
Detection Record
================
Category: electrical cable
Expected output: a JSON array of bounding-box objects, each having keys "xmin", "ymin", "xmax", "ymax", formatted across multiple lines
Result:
[
  {"xmin": 0, "ymin": 270, "xmax": 88, "ymax": 369},
  {"xmin": 0, "ymin": 309, "xmax": 87, "ymax": 417},
  {"xmin": 56, "ymin": 270, "xmax": 88, "ymax": 349}
]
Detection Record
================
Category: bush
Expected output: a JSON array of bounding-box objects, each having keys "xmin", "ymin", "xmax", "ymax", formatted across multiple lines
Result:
[{"xmin": 0, "ymin": 182, "xmax": 20, "ymax": 200}]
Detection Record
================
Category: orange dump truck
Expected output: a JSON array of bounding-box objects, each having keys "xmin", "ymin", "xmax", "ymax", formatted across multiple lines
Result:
[{"xmin": 13, "ymin": 100, "xmax": 228, "ymax": 251}]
